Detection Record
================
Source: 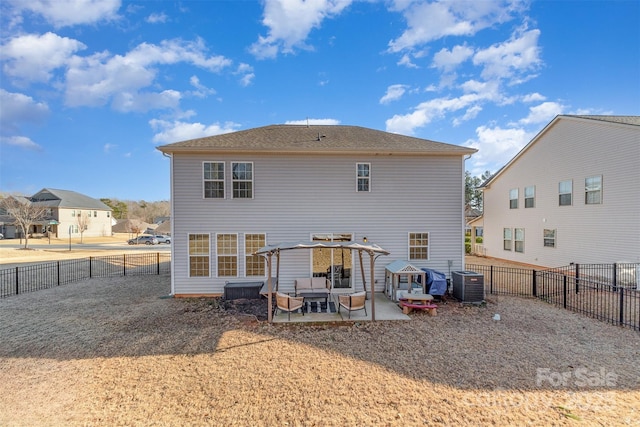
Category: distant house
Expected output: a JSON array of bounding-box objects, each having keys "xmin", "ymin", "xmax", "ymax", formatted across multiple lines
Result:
[
  {"xmin": 1, "ymin": 188, "xmax": 112, "ymax": 239},
  {"xmin": 480, "ymin": 115, "xmax": 640, "ymax": 266},
  {"xmin": 157, "ymin": 124, "xmax": 476, "ymax": 297}
]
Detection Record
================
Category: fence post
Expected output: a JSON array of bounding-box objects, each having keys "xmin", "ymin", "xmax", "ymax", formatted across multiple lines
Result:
[
  {"xmin": 619, "ymin": 288, "xmax": 624, "ymax": 326},
  {"xmin": 57, "ymin": 261, "xmax": 60, "ymax": 286},
  {"xmin": 123, "ymin": 254, "xmax": 126, "ymax": 276},
  {"xmin": 89, "ymin": 256, "xmax": 93, "ymax": 278},
  {"xmin": 563, "ymin": 275, "xmax": 567, "ymax": 309},
  {"xmin": 532, "ymin": 270, "xmax": 537, "ymax": 297},
  {"xmin": 157, "ymin": 252, "xmax": 160, "ymax": 275},
  {"xmin": 575, "ymin": 263, "xmax": 580, "ymax": 294},
  {"xmin": 612, "ymin": 263, "xmax": 617, "ymax": 291},
  {"xmin": 15, "ymin": 266, "xmax": 19, "ymax": 296},
  {"xmin": 490, "ymin": 265, "xmax": 493, "ymax": 294}
]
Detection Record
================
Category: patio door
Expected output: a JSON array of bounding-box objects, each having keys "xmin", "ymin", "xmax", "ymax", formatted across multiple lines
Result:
[{"xmin": 311, "ymin": 233, "xmax": 353, "ymax": 290}]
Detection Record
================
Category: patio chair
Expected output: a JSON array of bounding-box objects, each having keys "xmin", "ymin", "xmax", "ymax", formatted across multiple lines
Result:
[
  {"xmin": 275, "ymin": 292, "xmax": 304, "ymax": 321},
  {"xmin": 338, "ymin": 291, "xmax": 367, "ymax": 319}
]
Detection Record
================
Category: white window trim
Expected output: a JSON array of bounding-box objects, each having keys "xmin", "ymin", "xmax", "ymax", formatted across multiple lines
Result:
[
  {"xmin": 216, "ymin": 232, "xmax": 239, "ymax": 277},
  {"xmin": 543, "ymin": 229, "xmax": 556, "ymax": 248},
  {"xmin": 514, "ymin": 228, "xmax": 525, "ymax": 253},
  {"xmin": 203, "ymin": 161, "xmax": 225, "ymax": 199},
  {"xmin": 585, "ymin": 175, "xmax": 603, "ymax": 205},
  {"xmin": 356, "ymin": 162, "xmax": 371, "ymax": 192},
  {"xmin": 188, "ymin": 233, "xmax": 210, "ymax": 278},
  {"xmin": 503, "ymin": 228, "xmax": 512, "ymax": 251},
  {"xmin": 231, "ymin": 161, "xmax": 254, "ymax": 199},
  {"xmin": 509, "ymin": 188, "xmax": 518, "ymax": 209},
  {"xmin": 524, "ymin": 186, "xmax": 535, "ymax": 208},
  {"xmin": 244, "ymin": 232, "xmax": 266, "ymax": 278},
  {"xmin": 408, "ymin": 232, "xmax": 430, "ymax": 260},
  {"xmin": 559, "ymin": 180, "xmax": 572, "ymax": 206}
]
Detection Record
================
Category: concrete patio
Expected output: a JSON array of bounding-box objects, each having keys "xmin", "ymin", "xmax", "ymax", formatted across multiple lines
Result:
[{"xmin": 272, "ymin": 292, "xmax": 410, "ymax": 323}]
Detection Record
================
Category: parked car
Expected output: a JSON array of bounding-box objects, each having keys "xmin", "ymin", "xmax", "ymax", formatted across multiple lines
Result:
[
  {"xmin": 127, "ymin": 235, "xmax": 159, "ymax": 245},
  {"xmin": 0, "ymin": 233, "xmax": 4, "ymax": 239},
  {"xmin": 154, "ymin": 235, "xmax": 171, "ymax": 244}
]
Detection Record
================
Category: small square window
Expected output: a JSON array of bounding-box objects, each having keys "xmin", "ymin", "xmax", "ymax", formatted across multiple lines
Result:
[{"xmin": 543, "ymin": 229, "xmax": 556, "ymax": 248}]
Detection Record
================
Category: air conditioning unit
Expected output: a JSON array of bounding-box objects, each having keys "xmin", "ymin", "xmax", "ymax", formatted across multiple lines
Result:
[{"xmin": 452, "ymin": 271, "xmax": 484, "ymax": 303}]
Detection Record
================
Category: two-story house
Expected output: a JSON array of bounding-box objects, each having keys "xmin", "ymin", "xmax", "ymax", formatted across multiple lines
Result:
[
  {"xmin": 158, "ymin": 124, "xmax": 476, "ymax": 297},
  {"xmin": 480, "ymin": 115, "xmax": 640, "ymax": 266}
]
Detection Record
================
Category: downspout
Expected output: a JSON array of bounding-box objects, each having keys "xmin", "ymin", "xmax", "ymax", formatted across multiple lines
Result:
[{"xmin": 162, "ymin": 152, "xmax": 175, "ymax": 296}]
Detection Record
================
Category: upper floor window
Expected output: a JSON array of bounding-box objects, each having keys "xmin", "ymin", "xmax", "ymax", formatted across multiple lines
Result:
[
  {"xmin": 356, "ymin": 163, "xmax": 370, "ymax": 192},
  {"xmin": 217, "ymin": 233, "xmax": 238, "ymax": 276},
  {"xmin": 524, "ymin": 186, "xmax": 535, "ymax": 208},
  {"xmin": 514, "ymin": 228, "xmax": 525, "ymax": 253},
  {"xmin": 71, "ymin": 210, "xmax": 76, "ymax": 217},
  {"xmin": 107, "ymin": 211, "xmax": 111, "ymax": 218},
  {"xmin": 204, "ymin": 162, "xmax": 225, "ymax": 199},
  {"xmin": 189, "ymin": 234, "xmax": 210, "ymax": 277},
  {"xmin": 93, "ymin": 211, "xmax": 97, "ymax": 217},
  {"xmin": 232, "ymin": 162, "xmax": 253, "ymax": 199},
  {"xmin": 543, "ymin": 229, "xmax": 556, "ymax": 248},
  {"xmin": 503, "ymin": 228, "xmax": 512, "ymax": 251},
  {"xmin": 585, "ymin": 175, "xmax": 602, "ymax": 204},
  {"xmin": 408, "ymin": 232, "xmax": 429, "ymax": 260},
  {"xmin": 509, "ymin": 188, "xmax": 518, "ymax": 209},
  {"xmin": 245, "ymin": 233, "xmax": 266, "ymax": 276},
  {"xmin": 559, "ymin": 180, "xmax": 572, "ymax": 206}
]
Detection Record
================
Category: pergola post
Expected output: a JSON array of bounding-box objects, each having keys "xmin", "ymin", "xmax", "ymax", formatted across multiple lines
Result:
[
  {"xmin": 369, "ymin": 251, "xmax": 376, "ymax": 321},
  {"xmin": 267, "ymin": 253, "xmax": 273, "ymax": 323}
]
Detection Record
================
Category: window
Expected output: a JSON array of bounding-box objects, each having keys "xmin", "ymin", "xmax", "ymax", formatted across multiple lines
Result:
[
  {"xmin": 189, "ymin": 234, "xmax": 210, "ymax": 277},
  {"xmin": 524, "ymin": 186, "xmax": 535, "ymax": 208},
  {"xmin": 543, "ymin": 229, "xmax": 556, "ymax": 248},
  {"xmin": 559, "ymin": 180, "xmax": 572, "ymax": 206},
  {"xmin": 585, "ymin": 175, "xmax": 602, "ymax": 204},
  {"xmin": 509, "ymin": 189, "xmax": 518, "ymax": 209},
  {"xmin": 408, "ymin": 232, "xmax": 429, "ymax": 260},
  {"xmin": 356, "ymin": 163, "xmax": 370, "ymax": 192},
  {"xmin": 245, "ymin": 233, "xmax": 266, "ymax": 276},
  {"xmin": 70, "ymin": 225, "xmax": 79, "ymax": 233},
  {"xmin": 232, "ymin": 162, "xmax": 253, "ymax": 199},
  {"xmin": 514, "ymin": 228, "xmax": 525, "ymax": 253},
  {"xmin": 217, "ymin": 233, "xmax": 238, "ymax": 276},
  {"xmin": 93, "ymin": 211, "xmax": 97, "ymax": 217},
  {"xmin": 71, "ymin": 210, "xmax": 76, "ymax": 217},
  {"xmin": 204, "ymin": 162, "xmax": 225, "ymax": 199},
  {"xmin": 503, "ymin": 228, "xmax": 512, "ymax": 251}
]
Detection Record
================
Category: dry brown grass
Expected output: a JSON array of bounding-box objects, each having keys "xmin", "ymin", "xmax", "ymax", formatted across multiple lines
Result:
[{"xmin": 1, "ymin": 267, "xmax": 639, "ymax": 426}]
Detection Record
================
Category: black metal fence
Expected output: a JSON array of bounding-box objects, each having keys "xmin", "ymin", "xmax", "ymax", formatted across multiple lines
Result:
[
  {"xmin": 467, "ymin": 263, "xmax": 640, "ymax": 331},
  {"xmin": 0, "ymin": 252, "xmax": 171, "ymax": 298}
]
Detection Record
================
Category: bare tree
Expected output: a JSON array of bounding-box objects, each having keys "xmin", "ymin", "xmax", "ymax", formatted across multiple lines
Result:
[
  {"xmin": 76, "ymin": 211, "xmax": 91, "ymax": 243},
  {"xmin": 0, "ymin": 197, "xmax": 48, "ymax": 249}
]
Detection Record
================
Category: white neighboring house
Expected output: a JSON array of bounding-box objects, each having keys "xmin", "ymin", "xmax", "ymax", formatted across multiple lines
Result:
[
  {"xmin": 480, "ymin": 115, "xmax": 640, "ymax": 267},
  {"xmin": 24, "ymin": 188, "xmax": 112, "ymax": 238},
  {"xmin": 157, "ymin": 124, "xmax": 476, "ymax": 297}
]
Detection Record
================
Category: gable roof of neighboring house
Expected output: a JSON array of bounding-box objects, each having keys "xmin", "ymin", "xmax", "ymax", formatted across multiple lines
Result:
[
  {"xmin": 481, "ymin": 115, "xmax": 640, "ymax": 189},
  {"xmin": 157, "ymin": 124, "xmax": 477, "ymax": 156},
  {"xmin": 30, "ymin": 188, "xmax": 111, "ymax": 211}
]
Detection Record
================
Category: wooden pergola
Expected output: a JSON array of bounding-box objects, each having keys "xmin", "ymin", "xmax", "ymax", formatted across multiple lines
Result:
[{"xmin": 254, "ymin": 241, "xmax": 390, "ymax": 322}]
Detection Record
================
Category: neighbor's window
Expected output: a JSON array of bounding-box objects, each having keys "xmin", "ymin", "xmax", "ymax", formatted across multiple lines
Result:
[
  {"xmin": 503, "ymin": 228, "xmax": 512, "ymax": 251},
  {"xmin": 245, "ymin": 233, "xmax": 266, "ymax": 276},
  {"xmin": 509, "ymin": 188, "xmax": 518, "ymax": 209},
  {"xmin": 408, "ymin": 232, "xmax": 429, "ymax": 260},
  {"xmin": 232, "ymin": 162, "xmax": 253, "ymax": 199},
  {"xmin": 559, "ymin": 180, "xmax": 572, "ymax": 206},
  {"xmin": 189, "ymin": 234, "xmax": 210, "ymax": 277},
  {"xmin": 585, "ymin": 175, "xmax": 602, "ymax": 204},
  {"xmin": 524, "ymin": 186, "xmax": 535, "ymax": 208},
  {"xmin": 107, "ymin": 212, "xmax": 111, "ymax": 218},
  {"xmin": 71, "ymin": 210, "xmax": 76, "ymax": 217},
  {"xmin": 543, "ymin": 229, "xmax": 556, "ymax": 248},
  {"xmin": 204, "ymin": 162, "xmax": 225, "ymax": 199},
  {"xmin": 356, "ymin": 163, "xmax": 370, "ymax": 192},
  {"xmin": 217, "ymin": 233, "xmax": 238, "ymax": 276},
  {"xmin": 93, "ymin": 211, "xmax": 97, "ymax": 217},
  {"xmin": 514, "ymin": 228, "xmax": 525, "ymax": 253}
]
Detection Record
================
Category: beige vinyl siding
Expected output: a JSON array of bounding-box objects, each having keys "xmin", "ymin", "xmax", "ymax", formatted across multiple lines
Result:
[
  {"xmin": 482, "ymin": 117, "xmax": 640, "ymax": 266},
  {"xmin": 170, "ymin": 152, "xmax": 467, "ymax": 295}
]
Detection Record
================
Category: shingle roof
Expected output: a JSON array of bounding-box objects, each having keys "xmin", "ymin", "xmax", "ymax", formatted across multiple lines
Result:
[
  {"xmin": 157, "ymin": 124, "xmax": 476, "ymax": 156},
  {"xmin": 565, "ymin": 115, "xmax": 640, "ymax": 126},
  {"xmin": 30, "ymin": 188, "xmax": 111, "ymax": 210}
]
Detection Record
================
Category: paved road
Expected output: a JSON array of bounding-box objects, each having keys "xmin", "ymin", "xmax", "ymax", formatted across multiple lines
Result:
[{"xmin": 0, "ymin": 240, "xmax": 171, "ymax": 253}]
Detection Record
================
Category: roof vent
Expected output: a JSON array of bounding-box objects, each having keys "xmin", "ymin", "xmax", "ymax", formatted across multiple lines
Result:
[{"xmin": 317, "ymin": 133, "xmax": 326, "ymax": 141}]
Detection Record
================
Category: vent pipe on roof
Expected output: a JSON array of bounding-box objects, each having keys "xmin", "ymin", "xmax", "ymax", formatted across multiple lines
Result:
[{"xmin": 317, "ymin": 133, "xmax": 326, "ymax": 141}]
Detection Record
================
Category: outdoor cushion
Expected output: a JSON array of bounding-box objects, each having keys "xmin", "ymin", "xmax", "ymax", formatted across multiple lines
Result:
[{"xmin": 295, "ymin": 277, "xmax": 330, "ymax": 295}]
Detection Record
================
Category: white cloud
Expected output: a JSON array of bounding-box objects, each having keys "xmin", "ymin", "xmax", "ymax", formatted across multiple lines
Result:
[
  {"xmin": 285, "ymin": 118, "xmax": 340, "ymax": 125},
  {"xmin": 380, "ymin": 84, "xmax": 409, "ymax": 104},
  {"xmin": 388, "ymin": 0, "xmax": 522, "ymax": 52},
  {"xmin": 65, "ymin": 38, "xmax": 232, "ymax": 111},
  {"xmin": 432, "ymin": 44, "xmax": 474, "ymax": 72},
  {"xmin": 104, "ymin": 143, "xmax": 117, "ymax": 153},
  {"xmin": 146, "ymin": 12, "xmax": 168, "ymax": 24},
  {"xmin": 250, "ymin": 0, "xmax": 353, "ymax": 59},
  {"xmin": 453, "ymin": 105, "xmax": 482, "ymax": 126},
  {"xmin": 464, "ymin": 124, "xmax": 536, "ymax": 175},
  {"xmin": 0, "ymin": 89, "xmax": 50, "ymax": 133},
  {"xmin": 150, "ymin": 119, "xmax": 240, "ymax": 144},
  {"xmin": 473, "ymin": 29, "xmax": 542, "ymax": 82},
  {"xmin": 189, "ymin": 75, "xmax": 217, "ymax": 98},
  {"xmin": 235, "ymin": 63, "xmax": 255, "ymax": 87},
  {"xmin": 0, "ymin": 135, "xmax": 42, "ymax": 151},
  {"xmin": 7, "ymin": 0, "xmax": 121, "ymax": 28},
  {"xmin": 522, "ymin": 92, "xmax": 546, "ymax": 103},
  {"xmin": 519, "ymin": 101, "xmax": 564, "ymax": 125},
  {"xmin": 397, "ymin": 53, "xmax": 419, "ymax": 68},
  {"xmin": 1, "ymin": 32, "xmax": 86, "ymax": 84}
]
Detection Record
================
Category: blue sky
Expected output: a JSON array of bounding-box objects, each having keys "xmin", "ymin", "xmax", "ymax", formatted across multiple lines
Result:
[{"xmin": 1, "ymin": 0, "xmax": 638, "ymax": 201}]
